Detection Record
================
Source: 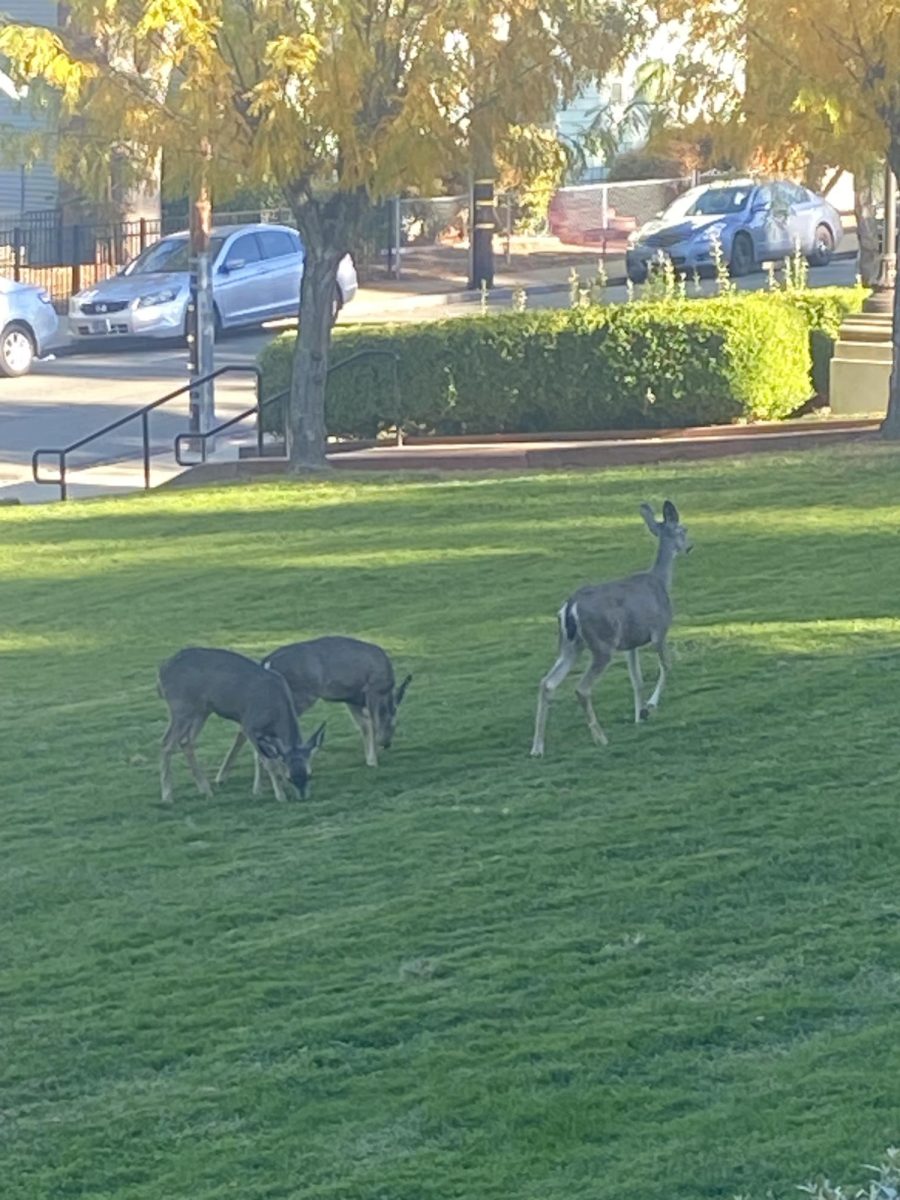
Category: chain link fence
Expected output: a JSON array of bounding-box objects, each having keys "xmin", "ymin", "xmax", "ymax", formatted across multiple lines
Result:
[
  {"xmin": 1, "ymin": 176, "xmax": 707, "ymax": 308},
  {"xmin": 547, "ymin": 176, "xmax": 692, "ymax": 249}
]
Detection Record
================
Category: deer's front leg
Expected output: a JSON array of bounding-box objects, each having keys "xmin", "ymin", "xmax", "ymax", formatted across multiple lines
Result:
[{"xmin": 626, "ymin": 649, "xmax": 645, "ymax": 723}]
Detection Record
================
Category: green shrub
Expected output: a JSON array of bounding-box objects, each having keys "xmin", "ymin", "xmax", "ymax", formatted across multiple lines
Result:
[
  {"xmin": 780, "ymin": 284, "xmax": 867, "ymax": 339},
  {"xmin": 258, "ymin": 287, "xmax": 864, "ymax": 439},
  {"xmin": 778, "ymin": 284, "xmax": 868, "ymax": 399}
]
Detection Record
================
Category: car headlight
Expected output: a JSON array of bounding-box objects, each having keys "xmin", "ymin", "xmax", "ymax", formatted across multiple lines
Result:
[
  {"xmin": 693, "ymin": 222, "xmax": 726, "ymax": 243},
  {"xmin": 136, "ymin": 289, "xmax": 179, "ymax": 308},
  {"xmin": 626, "ymin": 230, "xmax": 642, "ymax": 247},
  {"xmin": 37, "ymin": 288, "xmax": 53, "ymax": 305}
]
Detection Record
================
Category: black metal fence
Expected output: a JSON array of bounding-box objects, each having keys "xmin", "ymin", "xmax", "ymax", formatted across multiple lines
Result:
[
  {"xmin": 0, "ymin": 202, "xmax": 400, "ymax": 310},
  {"xmin": 0, "ymin": 207, "xmax": 314, "ymax": 310}
]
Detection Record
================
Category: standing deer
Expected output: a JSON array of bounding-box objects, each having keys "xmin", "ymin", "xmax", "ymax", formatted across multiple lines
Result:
[
  {"xmin": 530, "ymin": 500, "xmax": 692, "ymax": 757},
  {"xmin": 157, "ymin": 647, "xmax": 326, "ymax": 804},
  {"xmin": 216, "ymin": 636, "xmax": 411, "ymax": 787}
]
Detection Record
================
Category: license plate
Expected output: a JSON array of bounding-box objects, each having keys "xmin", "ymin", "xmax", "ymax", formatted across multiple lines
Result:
[{"xmin": 89, "ymin": 318, "xmax": 112, "ymax": 334}]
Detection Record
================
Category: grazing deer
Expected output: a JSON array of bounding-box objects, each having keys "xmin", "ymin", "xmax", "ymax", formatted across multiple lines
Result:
[
  {"xmin": 157, "ymin": 647, "xmax": 326, "ymax": 804},
  {"xmin": 530, "ymin": 501, "xmax": 692, "ymax": 757},
  {"xmin": 216, "ymin": 636, "xmax": 411, "ymax": 786}
]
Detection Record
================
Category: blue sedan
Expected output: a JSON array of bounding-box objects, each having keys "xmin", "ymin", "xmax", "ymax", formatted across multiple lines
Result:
[{"xmin": 625, "ymin": 179, "xmax": 843, "ymax": 283}]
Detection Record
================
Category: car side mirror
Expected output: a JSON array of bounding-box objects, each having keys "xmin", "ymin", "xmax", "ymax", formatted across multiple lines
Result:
[
  {"xmin": 751, "ymin": 202, "xmax": 770, "ymax": 214},
  {"xmin": 222, "ymin": 258, "xmax": 245, "ymax": 273}
]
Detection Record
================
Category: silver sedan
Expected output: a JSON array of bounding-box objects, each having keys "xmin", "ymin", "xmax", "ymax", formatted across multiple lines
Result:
[
  {"xmin": 0, "ymin": 276, "xmax": 60, "ymax": 377},
  {"xmin": 68, "ymin": 223, "xmax": 358, "ymax": 341}
]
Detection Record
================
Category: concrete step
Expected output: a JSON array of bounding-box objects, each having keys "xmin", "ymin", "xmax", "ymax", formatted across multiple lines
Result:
[
  {"xmin": 845, "ymin": 311, "xmax": 892, "ymax": 324},
  {"xmin": 836, "ymin": 324, "xmax": 893, "ymax": 344},
  {"xmin": 833, "ymin": 341, "xmax": 894, "ymax": 362},
  {"xmin": 830, "ymin": 357, "xmax": 891, "ymax": 415}
]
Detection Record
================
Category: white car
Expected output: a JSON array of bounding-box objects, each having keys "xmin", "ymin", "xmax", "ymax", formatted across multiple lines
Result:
[
  {"xmin": 0, "ymin": 276, "xmax": 60, "ymax": 377},
  {"xmin": 68, "ymin": 223, "xmax": 358, "ymax": 341}
]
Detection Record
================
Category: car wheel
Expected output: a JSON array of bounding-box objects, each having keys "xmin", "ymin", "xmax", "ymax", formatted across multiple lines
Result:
[
  {"xmin": 0, "ymin": 322, "xmax": 36, "ymax": 377},
  {"xmin": 729, "ymin": 232, "xmax": 755, "ymax": 277},
  {"xmin": 807, "ymin": 224, "xmax": 835, "ymax": 268}
]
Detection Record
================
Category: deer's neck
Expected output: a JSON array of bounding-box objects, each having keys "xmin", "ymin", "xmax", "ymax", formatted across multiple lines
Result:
[{"xmin": 650, "ymin": 539, "xmax": 676, "ymax": 591}]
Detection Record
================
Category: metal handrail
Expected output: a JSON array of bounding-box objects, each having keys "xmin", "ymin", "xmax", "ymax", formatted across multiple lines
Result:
[
  {"xmin": 32, "ymin": 365, "xmax": 261, "ymax": 500},
  {"xmin": 173, "ymin": 349, "xmax": 401, "ymax": 467},
  {"xmin": 174, "ymin": 389, "xmax": 287, "ymax": 466}
]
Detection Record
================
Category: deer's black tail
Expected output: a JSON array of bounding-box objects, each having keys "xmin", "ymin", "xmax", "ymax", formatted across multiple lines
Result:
[{"xmin": 561, "ymin": 598, "xmax": 579, "ymax": 642}]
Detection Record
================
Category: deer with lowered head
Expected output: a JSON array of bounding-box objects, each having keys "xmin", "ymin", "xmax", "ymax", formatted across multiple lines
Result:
[
  {"xmin": 216, "ymin": 636, "xmax": 411, "ymax": 788},
  {"xmin": 157, "ymin": 647, "xmax": 325, "ymax": 804},
  {"xmin": 530, "ymin": 500, "xmax": 692, "ymax": 757}
]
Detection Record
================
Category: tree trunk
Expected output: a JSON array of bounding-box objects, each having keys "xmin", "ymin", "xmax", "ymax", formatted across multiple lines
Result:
[
  {"xmin": 287, "ymin": 246, "xmax": 340, "ymax": 469},
  {"xmin": 855, "ymin": 166, "xmax": 880, "ymax": 287},
  {"xmin": 283, "ymin": 188, "xmax": 365, "ymax": 468},
  {"xmin": 880, "ymin": 145, "xmax": 900, "ymax": 440}
]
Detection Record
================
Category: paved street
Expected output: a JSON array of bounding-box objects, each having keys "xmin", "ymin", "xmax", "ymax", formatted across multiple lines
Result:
[{"xmin": 0, "ymin": 254, "xmax": 858, "ymax": 503}]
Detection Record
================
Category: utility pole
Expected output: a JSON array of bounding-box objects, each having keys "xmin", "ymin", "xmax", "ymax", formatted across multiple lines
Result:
[
  {"xmin": 864, "ymin": 161, "xmax": 897, "ymax": 316},
  {"xmin": 188, "ymin": 140, "xmax": 215, "ymax": 444}
]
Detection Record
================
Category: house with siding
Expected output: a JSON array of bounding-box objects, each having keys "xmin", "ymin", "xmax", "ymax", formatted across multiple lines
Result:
[{"xmin": 0, "ymin": 0, "xmax": 60, "ymax": 222}]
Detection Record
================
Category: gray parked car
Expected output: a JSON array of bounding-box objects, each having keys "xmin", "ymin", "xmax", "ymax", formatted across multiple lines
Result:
[
  {"xmin": 68, "ymin": 223, "xmax": 358, "ymax": 341},
  {"xmin": 0, "ymin": 276, "xmax": 60, "ymax": 377},
  {"xmin": 625, "ymin": 179, "xmax": 843, "ymax": 283}
]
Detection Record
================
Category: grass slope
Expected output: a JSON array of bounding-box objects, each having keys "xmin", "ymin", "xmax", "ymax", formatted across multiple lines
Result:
[{"xmin": 2, "ymin": 448, "xmax": 899, "ymax": 1200}]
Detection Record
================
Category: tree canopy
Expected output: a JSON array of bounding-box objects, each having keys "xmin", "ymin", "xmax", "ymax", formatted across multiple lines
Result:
[{"xmin": 0, "ymin": 1, "xmax": 640, "ymax": 465}]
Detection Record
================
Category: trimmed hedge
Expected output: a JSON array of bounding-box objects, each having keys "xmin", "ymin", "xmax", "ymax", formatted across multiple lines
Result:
[
  {"xmin": 778, "ymin": 285, "xmax": 868, "ymax": 398},
  {"xmin": 259, "ymin": 286, "xmax": 867, "ymax": 439}
]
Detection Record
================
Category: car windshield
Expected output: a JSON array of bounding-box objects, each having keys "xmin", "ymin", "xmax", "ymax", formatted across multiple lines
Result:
[
  {"xmin": 125, "ymin": 236, "xmax": 226, "ymax": 275},
  {"xmin": 662, "ymin": 186, "xmax": 753, "ymax": 221}
]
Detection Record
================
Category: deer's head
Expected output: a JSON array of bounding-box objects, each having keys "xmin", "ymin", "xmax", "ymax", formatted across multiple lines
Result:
[{"xmin": 640, "ymin": 500, "xmax": 692, "ymax": 555}]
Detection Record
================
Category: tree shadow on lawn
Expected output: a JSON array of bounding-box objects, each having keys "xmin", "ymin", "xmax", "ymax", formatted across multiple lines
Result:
[{"xmin": 4, "ymin": 444, "xmax": 900, "ymax": 547}]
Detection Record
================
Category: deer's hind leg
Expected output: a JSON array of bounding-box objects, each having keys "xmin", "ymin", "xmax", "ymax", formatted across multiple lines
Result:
[
  {"xmin": 160, "ymin": 718, "xmax": 179, "ymax": 805},
  {"xmin": 180, "ymin": 716, "xmax": 213, "ymax": 797},
  {"xmin": 161, "ymin": 710, "xmax": 212, "ymax": 801},
  {"xmin": 574, "ymin": 643, "xmax": 613, "ymax": 747},
  {"xmin": 531, "ymin": 634, "xmax": 582, "ymax": 757}
]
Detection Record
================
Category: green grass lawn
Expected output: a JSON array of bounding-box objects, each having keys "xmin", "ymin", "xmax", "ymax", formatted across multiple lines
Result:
[{"xmin": 2, "ymin": 447, "xmax": 900, "ymax": 1200}]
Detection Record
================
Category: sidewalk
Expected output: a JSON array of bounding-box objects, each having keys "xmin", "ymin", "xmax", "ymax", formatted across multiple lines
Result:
[
  {"xmin": 349, "ymin": 231, "xmax": 861, "ymax": 319},
  {"xmin": 351, "ymin": 239, "xmax": 610, "ymax": 317}
]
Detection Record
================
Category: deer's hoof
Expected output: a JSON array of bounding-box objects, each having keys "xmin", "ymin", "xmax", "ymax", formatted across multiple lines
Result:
[
  {"xmin": 529, "ymin": 746, "xmax": 544, "ymax": 758},
  {"xmin": 639, "ymin": 706, "xmax": 650, "ymax": 721}
]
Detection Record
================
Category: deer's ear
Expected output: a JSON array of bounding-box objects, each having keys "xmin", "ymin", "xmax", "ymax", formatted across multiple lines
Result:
[
  {"xmin": 663, "ymin": 500, "xmax": 680, "ymax": 525},
  {"xmin": 305, "ymin": 722, "xmax": 326, "ymax": 755},
  {"xmin": 256, "ymin": 734, "xmax": 281, "ymax": 760},
  {"xmin": 639, "ymin": 503, "xmax": 660, "ymax": 537},
  {"xmin": 395, "ymin": 674, "xmax": 412, "ymax": 705}
]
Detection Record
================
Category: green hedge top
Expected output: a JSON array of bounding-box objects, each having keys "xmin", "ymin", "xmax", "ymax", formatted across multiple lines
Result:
[{"xmin": 259, "ymin": 285, "xmax": 867, "ymax": 440}]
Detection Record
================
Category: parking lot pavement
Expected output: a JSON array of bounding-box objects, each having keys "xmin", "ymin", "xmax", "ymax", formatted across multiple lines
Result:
[
  {"xmin": 0, "ymin": 255, "xmax": 860, "ymax": 503},
  {"xmin": 0, "ymin": 331, "xmax": 272, "ymax": 502}
]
